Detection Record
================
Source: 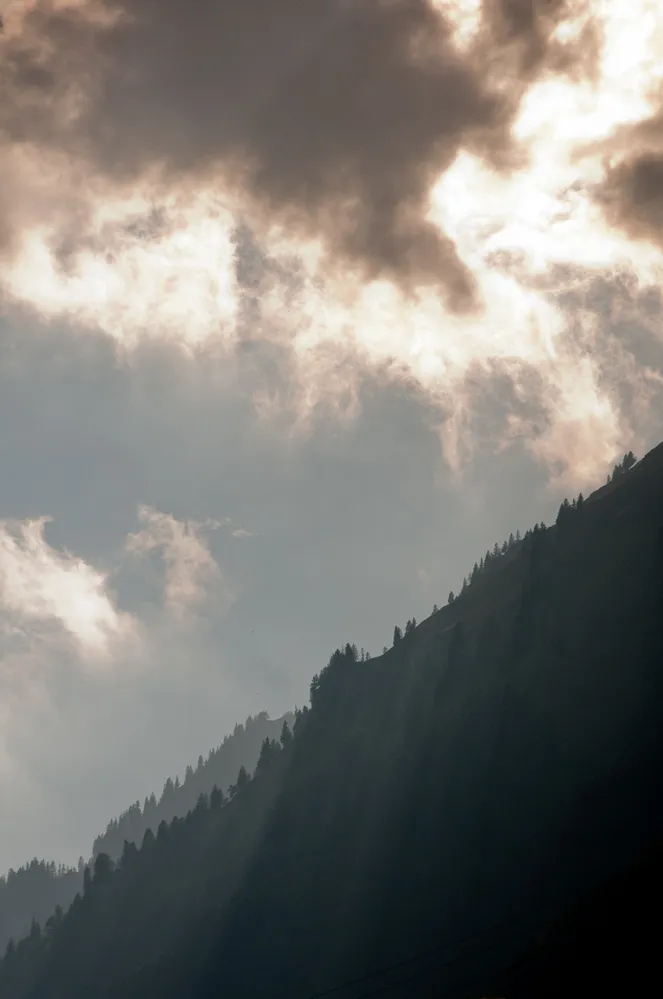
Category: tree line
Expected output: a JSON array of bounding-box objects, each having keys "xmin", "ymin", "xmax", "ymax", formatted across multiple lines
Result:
[
  {"xmin": 0, "ymin": 715, "xmax": 300, "ymax": 983},
  {"xmin": 0, "ymin": 711, "xmax": 293, "ymax": 956},
  {"xmin": 0, "ymin": 438, "xmax": 660, "ymax": 999},
  {"xmin": 388, "ymin": 451, "xmax": 638, "ymax": 648}
]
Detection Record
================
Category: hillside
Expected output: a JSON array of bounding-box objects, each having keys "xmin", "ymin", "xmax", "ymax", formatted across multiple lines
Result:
[
  {"xmin": 487, "ymin": 831, "xmax": 663, "ymax": 998},
  {"xmin": 91, "ymin": 710, "xmax": 295, "ymax": 861},
  {"xmin": 0, "ymin": 711, "xmax": 292, "ymax": 957},
  {"xmin": 0, "ymin": 864, "xmax": 82, "ymax": 966},
  {"xmin": 1, "ymin": 443, "xmax": 662, "ymax": 999}
]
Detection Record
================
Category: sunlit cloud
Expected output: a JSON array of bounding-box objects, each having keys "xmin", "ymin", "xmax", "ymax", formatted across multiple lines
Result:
[
  {"xmin": 125, "ymin": 506, "xmax": 226, "ymax": 620},
  {"xmin": 0, "ymin": 501, "xmax": 239, "ymax": 865},
  {"xmin": 1, "ymin": 0, "xmax": 663, "ymax": 485},
  {"xmin": 430, "ymin": 1, "xmax": 483, "ymax": 54},
  {"xmin": 0, "ymin": 152, "xmax": 240, "ymax": 350},
  {"xmin": 0, "ymin": 516, "xmax": 134, "ymax": 658},
  {"xmin": 231, "ymin": 528, "xmax": 254, "ymax": 540}
]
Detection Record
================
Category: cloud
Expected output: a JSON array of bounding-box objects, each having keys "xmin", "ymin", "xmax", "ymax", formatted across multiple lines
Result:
[
  {"xmin": 0, "ymin": 150, "xmax": 239, "ymax": 349},
  {"xmin": 125, "ymin": 506, "xmax": 226, "ymax": 619},
  {"xmin": 0, "ymin": 0, "xmax": 598, "ymax": 305},
  {"xmin": 0, "ymin": 0, "xmax": 662, "ymax": 487},
  {"xmin": 598, "ymin": 114, "xmax": 663, "ymax": 246},
  {"xmin": 1, "ymin": 301, "xmax": 657, "ymax": 871},
  {"xmin": 0, "ymin": 0, "xmax": 510, "ymax": 304},
  {"xmin": 0, "ymin": 515, "xmax": 133, "ymax": 658},
  {"xmin": 0, "ymin": 497, "xmax": 238, "ymax": 868},
  {"xmin": 0, "ymin": 504, "xmax": 228, "ymax": 667}
]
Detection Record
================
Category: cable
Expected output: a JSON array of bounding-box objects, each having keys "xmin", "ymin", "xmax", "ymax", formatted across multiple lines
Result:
[
  {"xmin": 301, "ymin": 893, "xmax": 566, "ymax": 999},
  {"xmin": 339, "ymin": 910, "xmax": 556, "ymax": 999}
]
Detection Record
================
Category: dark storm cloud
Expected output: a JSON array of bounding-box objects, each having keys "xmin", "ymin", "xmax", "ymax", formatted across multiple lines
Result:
[
  {"xmin": 598, "ymin": 103, "xmax": 663, "ymax": 247},
  {"xmin": 484, "ymin": 0, "xmax": 593, "ymax": 74},
  {"xmin": 0, "ymin": 0, "xmax": 589, "ymax": 303},
  {"xmin": 0, "ymin": 184, "xmax": 13, "ymax": 257}
]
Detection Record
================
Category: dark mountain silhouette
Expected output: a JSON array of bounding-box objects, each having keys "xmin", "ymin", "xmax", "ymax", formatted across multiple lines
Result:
[
  {"xmin": 0, "ymin": 711, "xmax": 292, "ymax": 958},
  {"xmin": 1, "ymin": 443, "xmax": 662, "ymax": 999}
]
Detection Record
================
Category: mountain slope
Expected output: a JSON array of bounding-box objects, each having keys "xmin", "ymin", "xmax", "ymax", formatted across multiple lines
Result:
[
  {"xmin": 2, "ymin": 443, "xmax": 662, "ymax": 999},
  {"xmin": 91, "ymin": 710, "xmax": 295, "ymax": 861},
  {"xmin": 0, "ymin": 711, "xmax": 293, "ymax": 956},
  {"xmin": 487, "ymin": 831, "xmax": 663, "ymax": 998},
  {"xmin": 0, "ymin": 863, "xmax": 82, "ymax": 965}
]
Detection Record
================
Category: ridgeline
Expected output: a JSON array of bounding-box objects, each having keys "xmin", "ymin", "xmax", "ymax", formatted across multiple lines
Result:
[{"xmin": 1, "ymin": 444, "xmax": 662, "ymax": 998}]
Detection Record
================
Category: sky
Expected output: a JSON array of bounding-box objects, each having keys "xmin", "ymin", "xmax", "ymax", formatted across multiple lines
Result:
[{"xmin": 0, "ymin": 0, "xmax": 663, "ymax": 872}]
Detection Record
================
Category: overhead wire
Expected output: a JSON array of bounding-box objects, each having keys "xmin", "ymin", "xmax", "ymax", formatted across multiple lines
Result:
[{"xmin": 300, "ymin": 891, "xmax": 567, "ymax": 999}]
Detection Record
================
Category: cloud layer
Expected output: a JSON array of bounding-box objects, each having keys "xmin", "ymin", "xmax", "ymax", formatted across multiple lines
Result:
[{"xmin": 1, "ymin": 0, "xmax": 663, "ymax": 486}]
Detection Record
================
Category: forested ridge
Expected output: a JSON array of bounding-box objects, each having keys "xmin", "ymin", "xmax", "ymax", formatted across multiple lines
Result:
[
  {"xmin": 91, "ymin": 710, "xmax": 294, "ymax": 861},
  {"xmin": 1, "ymin": 443, "xmax": 662, "ymax": 999},
  {"xmin": 0, "ymin": 711, "xmax": 292, "ymax": 958}
]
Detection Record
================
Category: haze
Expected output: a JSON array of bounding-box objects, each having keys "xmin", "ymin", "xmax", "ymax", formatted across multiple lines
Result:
[{"xmin": 1, "ymin": 0, "xmax": 663, "ymax": 873}]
